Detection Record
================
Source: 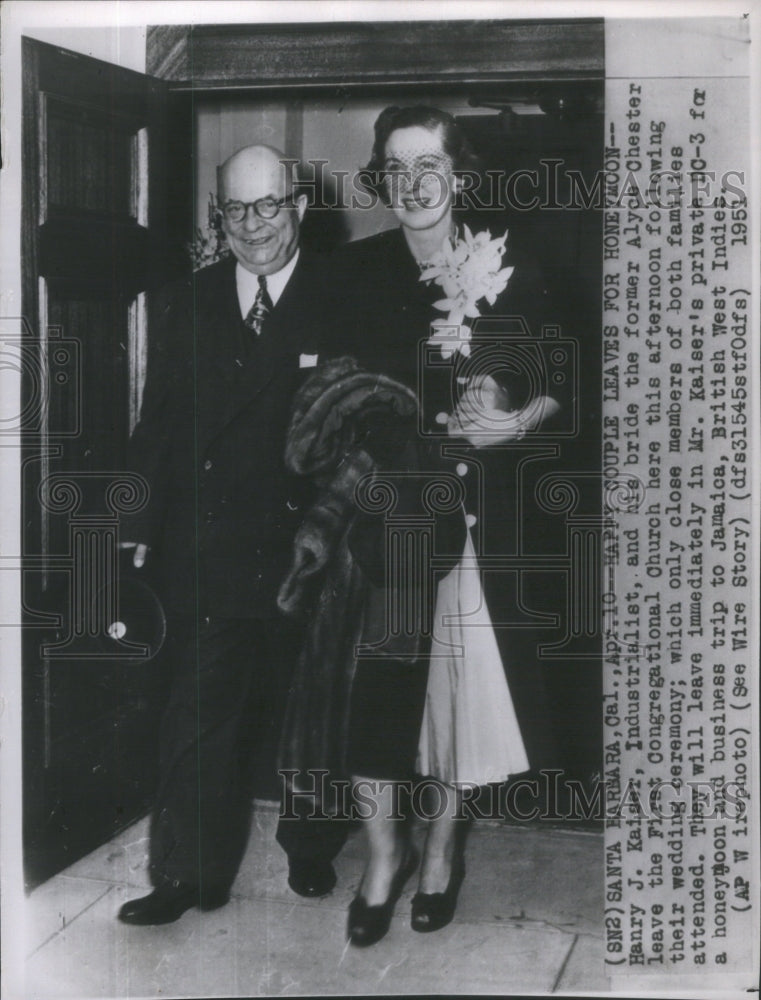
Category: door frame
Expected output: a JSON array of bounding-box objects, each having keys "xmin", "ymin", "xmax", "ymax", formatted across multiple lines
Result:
[{"xmin": 145, "ymin": 19, "xmax": 604, "ymax": 89}]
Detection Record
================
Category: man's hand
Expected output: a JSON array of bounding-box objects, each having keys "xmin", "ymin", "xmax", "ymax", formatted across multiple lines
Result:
[{"xmin": 119, "ymin": 542, "xmax": 150, "ymax": 568}]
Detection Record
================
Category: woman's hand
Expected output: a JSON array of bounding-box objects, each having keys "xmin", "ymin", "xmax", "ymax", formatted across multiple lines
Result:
[{"xmin": 447, "ymin": 375, "xmax": 560, "ymax": 448}]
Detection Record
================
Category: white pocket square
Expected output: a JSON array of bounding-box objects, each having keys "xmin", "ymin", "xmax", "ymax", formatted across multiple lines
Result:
[{"xmin": 299, "ymin": 353, "xmax": 319, "ymax": 368}]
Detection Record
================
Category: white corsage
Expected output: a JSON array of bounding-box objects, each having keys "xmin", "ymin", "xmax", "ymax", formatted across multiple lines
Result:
[{"xmin": 420, "ymin": 225, "xmax": 514, "ymax": 359}]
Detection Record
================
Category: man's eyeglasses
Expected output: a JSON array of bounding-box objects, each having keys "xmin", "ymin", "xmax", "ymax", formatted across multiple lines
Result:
[{"xmin": 221, "ymin": 196, "xmax": 293, "ymax": 223}]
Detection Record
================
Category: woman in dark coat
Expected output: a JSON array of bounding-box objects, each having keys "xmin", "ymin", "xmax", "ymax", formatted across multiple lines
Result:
[{"xmin": 291, "ymin": 106, "xmax": 572, "ymax": 945}]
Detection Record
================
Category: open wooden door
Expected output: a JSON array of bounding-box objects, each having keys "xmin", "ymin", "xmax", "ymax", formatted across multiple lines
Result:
[{"xmin": 20, "ymin": 37, "xmax": 189, "ymax": 887}]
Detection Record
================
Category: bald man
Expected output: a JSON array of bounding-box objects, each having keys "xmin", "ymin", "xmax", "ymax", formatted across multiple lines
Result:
[{"xmin": 118, "ymin": 145, "xmax": 343, "ymax": 925}]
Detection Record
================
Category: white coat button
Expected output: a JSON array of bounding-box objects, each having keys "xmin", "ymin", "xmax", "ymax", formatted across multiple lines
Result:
[
  {"xmin": 465, "ymin": 513, "xmax": 477, "ymax": 528},
  {"xmin": 435, "ymin": 411, "xmax": 448, "ymax": 425},
  {"xmin": 204, "ymin": 459, "xmax": 213, "ymax": 471},
  {"xmin": 455, "ymin": 462, "xmax": 468, "ymax": 477}
]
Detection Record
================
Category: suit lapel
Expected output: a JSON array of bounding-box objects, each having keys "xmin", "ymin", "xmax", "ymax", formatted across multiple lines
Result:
[
  {"xmin": 239, "ymin": 255, "xmax": 312, "ymax": 406},
  {"xmin": 196, "ymin": 256, "xmax": 311, "ymax": 449}
]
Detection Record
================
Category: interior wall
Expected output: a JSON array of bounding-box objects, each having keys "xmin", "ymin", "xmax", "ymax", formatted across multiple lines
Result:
[
  {"xmin": 195, "ymin": 102, "xmax": 289, "ymax": 230},
  {"xmin": 300, "ymin": 100, "xmax": 391, "ymax": 242}
]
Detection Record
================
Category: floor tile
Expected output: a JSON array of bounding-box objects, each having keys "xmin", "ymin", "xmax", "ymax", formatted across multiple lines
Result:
[
  {"xmin": 456, "ymin": 825, "xmax": 603, "ymax": 936},
  {"xmin": 24, "ymin": 815, "xmax": 604, "ymax": 998},
  {"xmin": 24, "ymin": 883, "xmax": 575, "ymax": 998},
  {"xmin": 553, "ymin": 932, "xmax": 608, "ymax": 992},
  {"xmin": 59, "ymin": 818, "xmax": 151, "ymax": 890},
  {"xmin": 25, "ymin": 877, "xmax": 117, "ymax": 956},
  {"xmin": 25, "ymin": 886, "xmax": 241, "ymax": 999},
  {"xmin": 229, "ymin": 897, "xmax": 572, "ymax": 997}
]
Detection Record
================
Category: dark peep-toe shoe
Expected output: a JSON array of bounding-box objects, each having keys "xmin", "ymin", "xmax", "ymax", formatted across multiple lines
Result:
[
  {"xmin": 347, "ymin": 849, "xmax": 418, "ymax": 947},
  {"xmin": 410, "ymin": 858, "xmax": 466, "ymax": 933}
]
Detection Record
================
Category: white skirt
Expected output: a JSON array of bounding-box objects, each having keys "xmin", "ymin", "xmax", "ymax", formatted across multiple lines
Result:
[{"xmin": 416, "ymin": 531, "xmax": 530, "ymax": 786}]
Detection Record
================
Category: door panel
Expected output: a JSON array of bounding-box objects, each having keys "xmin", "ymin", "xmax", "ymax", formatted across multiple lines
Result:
[
  {"xmin": 43, "ymin": 97, "xmax": 134, "ymax": 218},
  {"xmin": 21, "ymin": 38, "xmax": 182, "ymax": 887}
]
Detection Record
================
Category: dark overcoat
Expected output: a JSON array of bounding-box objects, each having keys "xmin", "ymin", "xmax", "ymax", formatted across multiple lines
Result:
[{"xmin": 323, "ymin": 225, "xmax": 593, "ymax": 773}]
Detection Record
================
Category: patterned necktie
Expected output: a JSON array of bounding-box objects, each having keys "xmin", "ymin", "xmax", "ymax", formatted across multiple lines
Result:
[{"xmin": 244, "ymin": 275, "xmax": 274, "ymax": 335}]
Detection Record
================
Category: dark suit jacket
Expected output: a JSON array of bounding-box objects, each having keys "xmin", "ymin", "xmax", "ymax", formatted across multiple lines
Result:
[{"xmin": 123, "ymin": 254, "xmax": 326, "ymax": 619}]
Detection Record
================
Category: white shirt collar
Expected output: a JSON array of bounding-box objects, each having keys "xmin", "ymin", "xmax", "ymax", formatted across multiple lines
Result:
[{"xmin": 235, "ymin": 249, "xmax": 300, "ymax": 318}]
